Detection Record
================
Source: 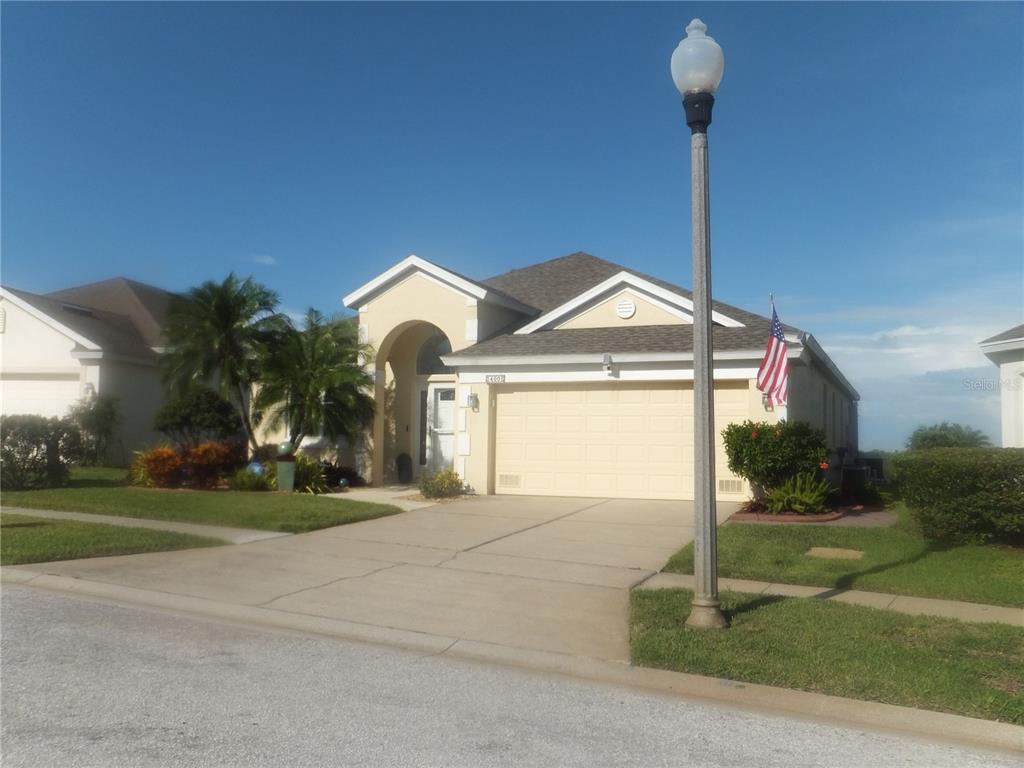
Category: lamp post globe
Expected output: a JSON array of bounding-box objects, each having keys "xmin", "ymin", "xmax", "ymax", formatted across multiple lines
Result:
[
  {"xmin": 671, "ymin": 19, "xmax": 724, "ymax": 96},
  {"xmin": 673, "ymin": 19, "xmax": 728, "ymax": 629}
]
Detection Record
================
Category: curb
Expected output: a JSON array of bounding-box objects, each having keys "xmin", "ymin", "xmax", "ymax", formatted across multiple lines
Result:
[{"xmin": 4, "ymin": 566, "xmax": 1022, "ymax": 756}]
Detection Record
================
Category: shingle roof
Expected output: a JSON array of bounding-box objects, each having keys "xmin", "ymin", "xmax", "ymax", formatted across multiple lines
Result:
[
  {"xmin": 481, "ymin": 251, "xmax": 777, "ymax": 329},
  {"xmin": 450, "ymin": 323, "xmax": 780, "ymax": 359},
  {"xmin": 460, "ymin": 252, "xmax": 801, "ymax": 358},
  {"xmin": 46, "ymin": 277, "xmax": 176, "ymax": 347},
  {"xmin": 980, "ymin": 323, "xmax": 1024, "ymax": 345},
  {"xmin": 3, "ymin": 287, "xmax": 158, "ymax": 361}
]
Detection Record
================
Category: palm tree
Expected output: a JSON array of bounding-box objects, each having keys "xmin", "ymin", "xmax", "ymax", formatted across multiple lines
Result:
[
  {"xmin": 254, "ymin": 309, "xmax": 375, "ymax": 454},
  {"xmin": 163, "ymin": 274, "xmax": 283, "ymax": 453}
]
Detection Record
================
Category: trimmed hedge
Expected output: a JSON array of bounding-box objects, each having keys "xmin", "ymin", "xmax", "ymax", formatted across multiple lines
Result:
[
  {"xmin": 890, "ymin": 448, "xmax": 1024, "ymax": 544},
  {"xmin": 0, "ymin": 415, "xmax": 77, "ymax": 490}
]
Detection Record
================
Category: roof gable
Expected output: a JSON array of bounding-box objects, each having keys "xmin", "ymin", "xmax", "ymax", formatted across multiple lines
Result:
[
  {"xmin": 514, "ymin": 271, "xmax": 745, "ymax": 334},
  {"xmin": 343, "ymin": 255, "xmax": 535, "ymax": 315},
  {"xmin": 1, "ymin": 286, "xmax": 156, "ymax": 361},
  {"xmin": 481, "ymin": 251, "xmax": 778, "ymax": 329},
  {"xmin": 46, "ymin": 277, "xmax": 175, "ymax": 347}
]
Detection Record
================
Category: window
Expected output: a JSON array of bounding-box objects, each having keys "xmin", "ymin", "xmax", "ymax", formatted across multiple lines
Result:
[{"xmin": 416, "ymin": 333, "xmax": 453, "ymax": 375}]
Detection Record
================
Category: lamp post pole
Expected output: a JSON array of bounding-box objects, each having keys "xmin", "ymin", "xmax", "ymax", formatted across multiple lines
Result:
[{"xmin": 672, "ymin": 19, "xmax": 728, "ymax": 629}]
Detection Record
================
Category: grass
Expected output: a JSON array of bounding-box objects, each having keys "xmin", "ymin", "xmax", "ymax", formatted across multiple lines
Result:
[
  {"xmin": 1, "ymin": 513, "xmax": 223, "ymax": 565},
  {"xmin": 631, "ymin": 588, "xmax": 1024, "ymax": 725},
  {"xmin": 664, "ymin": 504, "xmax": 1024, "ymax": 608},
  {"xmin": 1, "ymin": 466, "xmax": 402, "ymax": 533}
]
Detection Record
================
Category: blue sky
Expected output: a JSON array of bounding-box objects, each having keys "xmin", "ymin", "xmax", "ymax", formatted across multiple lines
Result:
[{"xmin": 3, "ymin": 2, "xmax": 1021, "ymax": 449}]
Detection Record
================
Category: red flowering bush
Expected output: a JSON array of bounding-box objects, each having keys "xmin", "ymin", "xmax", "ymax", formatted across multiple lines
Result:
[
  {"xmin": 721, "ymin": 420, "xmax": 828, "ymax": 495},
  {"xmin": 132, "ymin": 447, "xmax": 184, "ymax": 488},
  {"xmin": 186, "ymin": 441, "xmax": 240, "ymax": 488},
  {"xmin": 131, "ymin": 441, "xmax": 242, "ymax": 489}
]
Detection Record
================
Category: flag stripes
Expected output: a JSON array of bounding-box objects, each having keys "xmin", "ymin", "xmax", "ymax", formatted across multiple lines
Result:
[{"xmin": 756, "ymin": 303, "xmax": 789, "ymax": 406}]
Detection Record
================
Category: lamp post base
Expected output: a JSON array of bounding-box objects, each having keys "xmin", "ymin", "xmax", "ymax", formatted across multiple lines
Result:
[{"xmin": 685, "ymin": 599, "xmax": 728, "ymax": 629}]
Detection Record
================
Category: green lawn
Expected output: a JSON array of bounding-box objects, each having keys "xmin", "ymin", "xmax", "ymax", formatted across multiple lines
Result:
[
  {"xmin": 664, "ymin": 505, "xmax": 1024, "ymax": 608},
  {"xmin": 631, "ymin": 588, "xmax": 1024, "ymax": 725},
  {"xmin": 1, "ymin": 467, "xmax": 402, "ymax": 533},
  {"xmin": 1, "ymin": 513, "xmax": 223, "ymax": 565}
]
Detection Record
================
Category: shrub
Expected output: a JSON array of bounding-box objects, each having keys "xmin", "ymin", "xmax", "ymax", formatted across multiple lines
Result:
[
  {"xmin": 228, "ymin": 466, "xmax": 274, "ymax": 492},
  {"xmin": 294, "ymin": 453, "xmax": 329, "ymax": 494},
  {"xmin": 722, "ymin": 420, "xmax": 828, "ymax": 493},
  {"xmin": 0, "ymin": 415, "xmax": 76, "ymax": 490},
  {"xmin": 890, "ymin": 448, "xmax": 1024, "ymax": 544},
  {"xmin": 764, "ymin": 473, "xmax": 832, "ymax": 515},
  {"xmin": 154, "ymin": 386, "xmax": 242, "ymax": 450},
  {"xmin": 906, "ymin": 422, "xmax": 991, "ymax": 451},
  {"xmin": 185, "ymin": 441, "xmax": 241, "ymax": 489},
  {"xmin": 132, "ymin": 447, "xmax": 184, "ymax": 488},
  {"xmin": 321, "ymin": 461, "xmax": 366, "ymax": 489},
  {"xmin": 419, "ymin": 469, "xmax": 465, "ymax": 499},
  {"xmin": 66, "ymin": 395, "xmax": 119, "ymax": 465}
]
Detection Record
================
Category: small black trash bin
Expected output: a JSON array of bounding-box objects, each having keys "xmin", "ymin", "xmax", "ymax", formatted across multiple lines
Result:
[{"xmin": 396, "ymin": 453, "xmax": 413, "ymax": 484}]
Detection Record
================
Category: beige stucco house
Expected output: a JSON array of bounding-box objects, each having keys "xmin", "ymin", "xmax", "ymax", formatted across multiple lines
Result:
[
  {"xmin": 0, "ymin": 278, "xmax": 173, "ymax": 465},
  {"xmin": 980, "ymin": 324, "xmax": 1024, "ymax": 448},
  {"xmin": 349, "ymin": 251, "xmax": 859, "ymax": 501}
]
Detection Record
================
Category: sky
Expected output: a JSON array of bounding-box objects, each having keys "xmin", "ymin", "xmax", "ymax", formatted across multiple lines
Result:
[{"xmin": 2, "ymin": 2, "xmax": 1021, "ymax": 450}]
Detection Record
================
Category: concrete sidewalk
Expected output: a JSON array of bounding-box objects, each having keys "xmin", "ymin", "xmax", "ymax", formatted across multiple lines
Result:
[
  {"xmin": 1, "ymin": 507, "xmax": 289, "ymax": 545},
  {"xmin": 638, "ymin": 572, "xmax": 1024, "ymax": 627}
]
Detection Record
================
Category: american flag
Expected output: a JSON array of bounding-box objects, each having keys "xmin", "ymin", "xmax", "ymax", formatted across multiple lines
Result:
[{"xmin": 756, "ymin": 304, "xmax": 788, "ymax": 406}]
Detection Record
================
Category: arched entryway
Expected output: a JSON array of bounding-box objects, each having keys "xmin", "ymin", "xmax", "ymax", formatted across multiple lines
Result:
[{"xmin": 372, "ymin": 321, "xmax": 456, "ymax": 484}]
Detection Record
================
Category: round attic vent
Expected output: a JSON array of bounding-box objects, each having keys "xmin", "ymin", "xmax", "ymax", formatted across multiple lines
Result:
[{"xmin": 616, "ymin": 299, "xmax": 636, "ymax": 319}]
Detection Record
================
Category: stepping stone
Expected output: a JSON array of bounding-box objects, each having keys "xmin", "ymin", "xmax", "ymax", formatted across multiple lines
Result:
[{"xmin": 806, "ymin": 546, "xmax": 864, "ymax": 560}]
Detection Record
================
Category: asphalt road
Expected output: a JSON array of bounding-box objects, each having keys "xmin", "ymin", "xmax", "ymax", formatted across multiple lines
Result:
[{"xmin": 1, "ymin": 586, "xmax": 1017, "ymax": 768}]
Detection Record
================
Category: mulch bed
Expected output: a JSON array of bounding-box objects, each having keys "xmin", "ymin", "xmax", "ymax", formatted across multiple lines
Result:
[{"xmin": 730, "ymin": 509, "xmax": 846, "ymax": 524}]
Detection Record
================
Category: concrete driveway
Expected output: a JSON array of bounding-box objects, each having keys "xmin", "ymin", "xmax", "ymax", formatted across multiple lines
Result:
[{"xmin": 12, "ymin": 495, "xmax": 738, "ymax": 662}]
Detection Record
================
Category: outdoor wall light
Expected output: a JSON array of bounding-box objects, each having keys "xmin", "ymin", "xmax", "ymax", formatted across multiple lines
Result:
[
  {"xmin": 602, "ymin": 353, "xmax": 613, "ymax": 375},
  {"xmin": 762, "ymin": 392, "xmax": 775, "ymax": 412},
  {"xmin": 467, "ymin": 393, "xmax": 480, "ymax": 411}
]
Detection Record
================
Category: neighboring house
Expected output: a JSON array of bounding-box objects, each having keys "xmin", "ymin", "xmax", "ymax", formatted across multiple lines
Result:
[
  {"xmin": 0, "ymin": 277, "xmax": 174, "ymax": 465},
  {"xmin": 347, "ymin": 251, "xmax": 859, "ymax": 500},
  {"xmin": 979, "ymin": 323, "xmax": 1024, "ymax": 448}
]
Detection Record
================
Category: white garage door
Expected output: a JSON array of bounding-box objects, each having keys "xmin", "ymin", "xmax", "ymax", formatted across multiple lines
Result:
[
  {"xmin": 493, "ymin": 382, "xmax": 750, "ymax": 500},
  {"xmin": 0, "ymin": 375, "xmax": 82, "ymax": 419}
]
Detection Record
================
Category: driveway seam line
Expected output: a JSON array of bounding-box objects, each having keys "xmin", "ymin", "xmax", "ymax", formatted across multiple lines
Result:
[
  {"xmin": 460, "ymin": 499, "xmax": 612, "ymax": 554},
  {"xmin": 254, "ymin": 563, "xmax": 403, "ymax": 607}
]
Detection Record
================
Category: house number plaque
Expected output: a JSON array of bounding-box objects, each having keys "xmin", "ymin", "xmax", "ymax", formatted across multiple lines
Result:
[{"xmin": 485, "ymin": 374, "xmax": 506, "ymax": 383}]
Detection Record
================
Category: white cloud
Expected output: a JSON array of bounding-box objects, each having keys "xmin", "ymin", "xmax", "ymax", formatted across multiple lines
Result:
[
  {"xmin": 787, "ymin": 272, "xmax": 1020, "ymax": 449},
  {"xmin": 247, "ymin": 254, "xmax": 277, "ymax": 266}
]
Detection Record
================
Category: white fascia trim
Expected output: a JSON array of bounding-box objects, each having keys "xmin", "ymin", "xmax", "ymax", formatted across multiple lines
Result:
[
  {"xmin": 979, "ymin": 336, "xmax": 1024, "ymax": 354},
  {"xmin": 513, "ymin": 272, "xmax": 744, "ymax": 334},
  {"xmin": 342, "ymin": 254, "xmax": 535, "ymax": 315},
  {"xmin": 70, "ymin": 350, "xmax": 158, "ymax": 367},
  {"xmin": 0, "ymin": 287, "xmax": 101, "ymax": 351},
  {"xmin": 443, "ymin": 346, "xmax": 803, "ymax": 368},
  {"xmin": 799, "ymin": 333, "xmax": 860, "ymax": 401},
  {"xmin": 457, "ymin": 367, "xmax": 760, "ymax": 384}
]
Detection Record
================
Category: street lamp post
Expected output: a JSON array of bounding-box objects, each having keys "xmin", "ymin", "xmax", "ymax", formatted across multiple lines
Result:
[{"xmin": 672, "ymin": 19, "xmax": 728, "ymax": 629}]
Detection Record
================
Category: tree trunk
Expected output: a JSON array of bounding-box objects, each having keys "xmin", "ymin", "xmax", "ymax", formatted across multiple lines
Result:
[{"xmin": 234, "ymin": 383, "xmax": 260, "ymax": 456}]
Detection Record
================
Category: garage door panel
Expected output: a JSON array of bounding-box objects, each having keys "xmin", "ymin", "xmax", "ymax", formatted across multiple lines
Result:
[
  {"xmin": 495, "ymin": 382, "xmax": 749, "ymax": 501},
  {"xmin": 1, "ymin": 376, "xmax": 81, "ymax": 419}
]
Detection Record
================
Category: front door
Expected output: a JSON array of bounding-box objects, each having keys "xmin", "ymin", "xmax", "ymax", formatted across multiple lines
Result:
[{"xmin": 427, "ymin": 385, "xmax": 456, "ymax": 473}]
